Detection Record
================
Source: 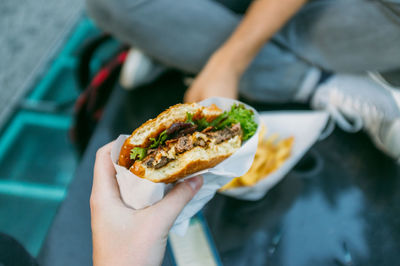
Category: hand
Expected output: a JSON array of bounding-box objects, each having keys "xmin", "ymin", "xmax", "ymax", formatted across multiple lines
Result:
[
  {"xmin": 90, "ymin": 142, "xmax": 203, "ymax": 266},
  {"xmin": 184, "ymin": 53, "xmax": 240, "ymax": 103}
]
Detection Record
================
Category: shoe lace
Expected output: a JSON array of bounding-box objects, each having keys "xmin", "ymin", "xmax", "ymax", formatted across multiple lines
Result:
[{"xmin": 317, "ymin": 86, "xmax": 384, "ymax": 140}]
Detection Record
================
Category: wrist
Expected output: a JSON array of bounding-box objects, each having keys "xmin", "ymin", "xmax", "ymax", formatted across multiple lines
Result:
[{"xmin": 210, "ymin": 47, "xmax": 248, "ymax": 78}]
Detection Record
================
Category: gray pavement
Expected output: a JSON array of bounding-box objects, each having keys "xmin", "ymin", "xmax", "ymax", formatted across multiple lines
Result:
[{"xmin": 0, "ymin": 0, "xmax": 84, "ymax": 128}]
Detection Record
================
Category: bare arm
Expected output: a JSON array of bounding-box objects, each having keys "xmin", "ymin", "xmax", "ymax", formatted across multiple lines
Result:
[
  {"xmin": 184, "ymin": 0, "xmax": 307, "ymax": 102},
  {"xmin": 218, "ymin": 0, "xmax": 307, "ymax": 75},
  {"xmin": 91, "ymin": 142, "xmax": 203, "ymax": 266}
]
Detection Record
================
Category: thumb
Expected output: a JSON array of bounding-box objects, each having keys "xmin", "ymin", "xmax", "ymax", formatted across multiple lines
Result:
[{"xmin": 151, "ymin": 176, "xmax": 203, "ymax": 230}]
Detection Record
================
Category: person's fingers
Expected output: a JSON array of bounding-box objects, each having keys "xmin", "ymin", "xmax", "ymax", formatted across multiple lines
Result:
[
  {"xmin": 184, "ymin": 86, "xmax": 199, "ymax": 103},
  {"xmin": 151, "ymin": 176, "xmax": 203, "ymax": 230},
  {"xmin": 91, "ymin": 141, "xmax": 121, "ymax": 204},
  {"xmin": 183, "ymin": 89, "xmax": 192, "ymax": 103}
]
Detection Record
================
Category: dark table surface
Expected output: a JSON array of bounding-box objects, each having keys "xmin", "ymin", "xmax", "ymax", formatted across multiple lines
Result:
[{"xmin": 38, "ymin": 71, "xmax": 400, "ymax": 266}]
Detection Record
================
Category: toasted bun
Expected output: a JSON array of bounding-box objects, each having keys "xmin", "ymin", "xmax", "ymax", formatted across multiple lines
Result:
[
  {"xmin": 130, "ymin": 135, "xmax": 241, "ymax": 183},
  {"xmin": 118, "ymin": 103, "xmax": 222, "ymax": 168}
]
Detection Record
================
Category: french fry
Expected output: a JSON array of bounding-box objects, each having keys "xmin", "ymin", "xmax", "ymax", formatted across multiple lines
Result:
[{"xmin": 220, "ymin": 125, "xmax": 294, "ymax": 191}]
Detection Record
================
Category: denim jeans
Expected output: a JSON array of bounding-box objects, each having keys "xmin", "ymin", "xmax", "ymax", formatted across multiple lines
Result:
[{"xmin": 87, "ymin": 0, "xmax": 400, "ymax": 102}]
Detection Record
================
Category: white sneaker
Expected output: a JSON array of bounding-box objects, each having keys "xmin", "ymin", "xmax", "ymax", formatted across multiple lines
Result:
[
  {"xmin": 119, "ymin": 48, "xmax": 165, "ymax": 90},
  {"xmin": 369, "ymin": 71, "xmax": 400, "ymax": 90},
  {"xmin": 311, "ymin": 74, "xmax": 400, "ymax": 161}
]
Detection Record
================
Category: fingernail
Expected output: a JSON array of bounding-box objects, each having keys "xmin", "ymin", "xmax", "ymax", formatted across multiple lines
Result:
[{"xmin": 187, "ymin": 176, "xmax": 202, "ymax": 191}]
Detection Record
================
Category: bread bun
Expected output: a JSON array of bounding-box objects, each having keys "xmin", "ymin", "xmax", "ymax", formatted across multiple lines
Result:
[
  {"xmin": 131, "ymin": 135, "xmax": 241, "ymax": 183},
  {"xmin": 118, "ymin": 102, "xmax": 247, "ymax": 184},
  {"xmin": 118, "ymin": 103, "xmax": 222, "ymax": 168}
]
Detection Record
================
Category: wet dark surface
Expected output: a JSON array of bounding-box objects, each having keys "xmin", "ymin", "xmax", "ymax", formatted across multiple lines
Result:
[
  {"xmin": 39, "ymin": 71, "xmax": 400, "ymax": 266},
  {"xmin": 204, "ymin": 133, "xmax": 400, "ymax": 266}
]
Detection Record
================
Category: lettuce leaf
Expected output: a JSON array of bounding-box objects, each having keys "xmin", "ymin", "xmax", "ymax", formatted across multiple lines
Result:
[
  {"xmin": 186, "ymin": 104, "xmax": 257, "ymax": 141},
  {"xmin": 195, "ymin": 117, "xmax": 209, "ymax": 131},
  {"xmin": 131, "ymin": 105, "xmax": 257, "ymax": 161},
  {"xmin": 186, "ymin": 112, "xmax": 195, "ymax": 125},
  {"xmin": 130, "ymin": 147, "xmax": 148, "ymax": 160},
  {"xmin": 186, "ymin": 113, "xmax": 211, "ymax": 130},
  {"xmin": 216, "ymin": 104, "xmax": 257, "ymax": 141},
  {"xmin": 149, "ymin": 130, "xmax": 168, "ymax": 148},
  {"xmin": 130, "ymin": 130, "xmax": 169, "ymax": 161}
]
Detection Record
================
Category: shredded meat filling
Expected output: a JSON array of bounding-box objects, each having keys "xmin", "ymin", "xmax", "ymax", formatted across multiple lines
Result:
[
  {"xmin": 154, "ymin": 156, "xmax": 172, "ymax": 169},
  {"xmin": 143, "ymin": 123, "xmax": 242, "ymax": 169},
  {"xmin": 176, "ymin": 135, "xmax": 193, "ymax": 154},
  {"xmin": 206, "ymin": 123, "xmax": 242, "ymax": 144},
  {"xmin": 166, "ymin": 122, "xmax": 193, "ymax": 135},
  {"xmin": 144, "ymin": 157, "xmax": 155, "ymax": 167},
  {"xmin": 176, "ymin": 125, "xmax": 198, "ymax": 137},
  {"xmin": 194, "ymin": 138, "xmax": 207, "ymax": 147}
]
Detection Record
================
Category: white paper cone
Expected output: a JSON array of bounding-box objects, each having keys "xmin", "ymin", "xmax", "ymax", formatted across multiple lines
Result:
[
  {"xmin": 111, "ymin": 135, "xmax": 166, "ymax": 209},
  {"xmin": 111, "ymin": 97, "xmax": 261, "ymax": 234},
  {"xmin": 219, "ymin": 111, "xmax": 329, "ymax": 200}
]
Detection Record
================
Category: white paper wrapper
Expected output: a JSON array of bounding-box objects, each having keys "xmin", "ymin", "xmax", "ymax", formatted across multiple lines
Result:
[
  {"xmin": 111, "ymin": 97, "xmax": 261, "ymax": 235},
  {"xmin": 219, "ymin": 111, "xmax": 329, "ymax": 200}
]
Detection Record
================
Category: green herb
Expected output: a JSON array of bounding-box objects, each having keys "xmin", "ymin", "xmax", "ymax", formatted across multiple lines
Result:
[
  {"xmin": 209, "ymin": 112, "xmax": 228, "ymax": 127},
  {"xmin": 216, "ymin": 104, "xmax": 257, "ymax": 141},
  {"xmin": 195, "ymin": 117, "xmax": 210, "ymax": 131},
  {"xmin": 186, "ymin": 113, "xmax": 213, "ymax": 131},
  {"xmin": 149, "ymin": 130, "xmax": 168, "ymax": 148},
  {"xmin": 130, "ymin": 130, "xmax": 169, "ymax": 161},
  {"xmin": 186, "ymin": 112, "xmax": 195, "ymax": 125},
  {"xmin": 130, "ymin": 147, "xmax": 148, "ymax": 160},
  {"xmin": 186, "ymin": 104, "xmax": 257, "ymax": 141},
  {"xmin": 186, "ymin": 112, "xmax": 208, "ymax": 130},
  {"xmin": 131, "ymin": 105, "xmax": 256, "ymax": 161}
]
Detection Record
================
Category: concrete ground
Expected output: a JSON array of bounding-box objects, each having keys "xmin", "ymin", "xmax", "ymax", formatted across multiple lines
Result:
[
  {"xmin": 0, "ymin": 0, "xmax": 84, "ymax": 129},
  {"xmin": 1, "ymin": 0, "xmax": 399, "ymax": 132}
]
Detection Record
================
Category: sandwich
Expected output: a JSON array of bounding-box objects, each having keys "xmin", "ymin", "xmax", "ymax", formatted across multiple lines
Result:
[{"xmin": 118, "ymin": 102, "xmax": 258, "ymax": 183}]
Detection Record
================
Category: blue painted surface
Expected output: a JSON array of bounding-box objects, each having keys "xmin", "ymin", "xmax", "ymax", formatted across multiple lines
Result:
[
  {"xmin": 27, "ymin": 17, "xmax": 100, "ymax": 102},
  {"xmin": 28, "ymin": 58, "xmax": 79, "ymax": 102},
  {"xmin": 0, "ymin": 111, "xmax": 76, "ymax": 186},
  {"xmin": 0, "ymin": 193, "xmax": 61, "ymax": 256},
  {"xmin": 0, "ymin": 111, "xmax": 77, "ymax": 255},
  {"xmin": 0, "ymin": 17, "xmax": 107, "ymax": 256},
  {"xmin": 27, "ymin": 17, "xmax": 119, "ymax": 104}
]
